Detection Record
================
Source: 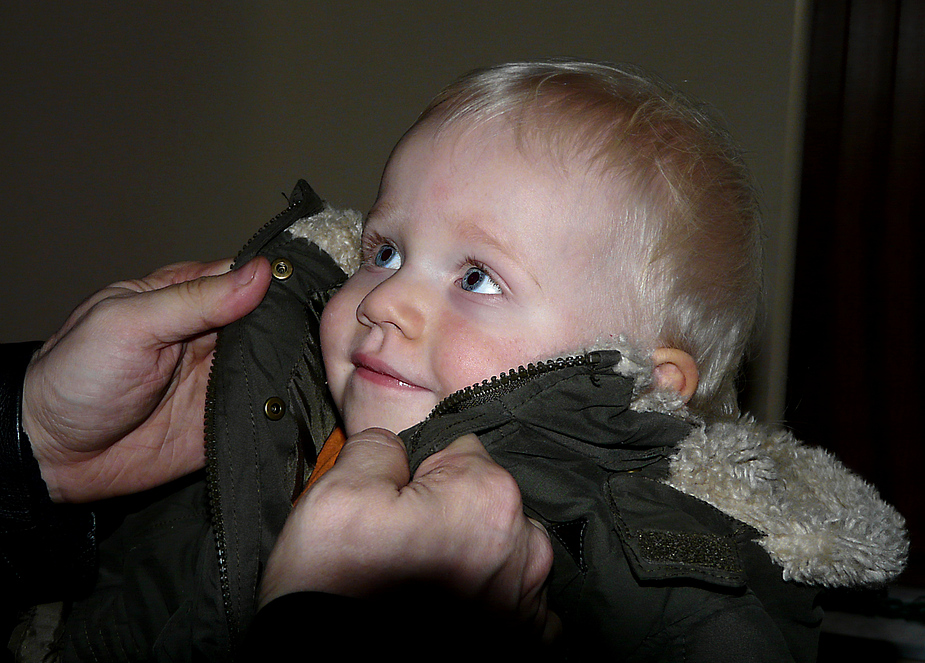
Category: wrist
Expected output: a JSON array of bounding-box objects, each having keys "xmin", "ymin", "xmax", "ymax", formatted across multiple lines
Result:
[
  {"xmin": 0, "ymin": 342, "xmax": 98, "ymax": 603},
  {"xmin": 0, "ymin": 342, "xmax": 48, "ymax": 508},
  {"xmin": 20, "ymin": 353, "xmax": 67, "ymax": 502}
]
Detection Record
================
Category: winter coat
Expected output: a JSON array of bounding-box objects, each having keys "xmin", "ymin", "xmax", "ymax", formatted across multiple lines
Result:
[
  {"xmin": 6, "ymin": 181, "xmax": 907, "ymax": 662},
  {"xmin": 400, "ymin": 346, "xmax": 908, "ymax": 661}
]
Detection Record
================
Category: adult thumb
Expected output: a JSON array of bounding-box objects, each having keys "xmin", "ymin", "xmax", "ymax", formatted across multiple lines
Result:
[
  {"xmin": 134, "ymin": 257, "xmax": 271, "ymax": 344},
  {"xmin": 320, "ymin": 427, "xmax": 412, "ymax": 492}
]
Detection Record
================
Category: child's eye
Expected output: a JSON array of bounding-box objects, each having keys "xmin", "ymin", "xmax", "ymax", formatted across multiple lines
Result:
[
  {"xmin": 460, "ymin": 267, "xmax": 502, "ymax": 295},
  {"xmin": 374, "ymin": 244, "xmax": 402, "ymax": 269}
]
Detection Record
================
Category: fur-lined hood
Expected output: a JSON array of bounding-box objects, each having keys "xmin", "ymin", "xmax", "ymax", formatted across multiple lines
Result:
[
  {"xmin": 665, "ymin": 418, "xmax": 908, "ymax": 588},
  {"xmin": 618, "ymin": 343, "xmax": 909, "ymax": 590},
  {"xmin": 287, "ymin": 204, "xmax": 908, "ymax": 590}
]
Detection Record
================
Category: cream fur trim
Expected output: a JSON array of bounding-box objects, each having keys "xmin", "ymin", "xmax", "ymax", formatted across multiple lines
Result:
[
  {"xmin": 287, "ymin": 205, "xmax": 363, "ymax": 276},
  {"xmin": 665, "ymin": 419, "xmax": 908, "ymax": 588}
]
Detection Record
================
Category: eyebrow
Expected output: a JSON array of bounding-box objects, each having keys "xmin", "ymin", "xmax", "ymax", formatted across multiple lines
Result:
[
  {"xmin": 369, "ymin": 201, "xmax": 516, "ymax": 262},
  {"xmin": 453, "ymin": 219, "xmax": 513, "ymax": 257},
  {"xmin": 364, "ymin": 199, "xmax": 395, "ymax": 226}
]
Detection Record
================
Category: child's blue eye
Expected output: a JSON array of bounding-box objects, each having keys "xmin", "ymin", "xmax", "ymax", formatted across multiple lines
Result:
[
  {"xmin": 460, "ymin": 267, "xmax": 502, "ymax": 295},
  {"xmin": 374, "ymin": 244, "xmax": 402, "ymax": 269}
]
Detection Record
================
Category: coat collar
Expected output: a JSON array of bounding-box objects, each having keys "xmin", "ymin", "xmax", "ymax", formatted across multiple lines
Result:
[{"xmin": 613, "ymin": 346, "xmax": 909, "ymax": 588}]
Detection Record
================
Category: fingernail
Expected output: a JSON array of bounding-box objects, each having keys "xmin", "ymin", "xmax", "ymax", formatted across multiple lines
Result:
[
  {"xmin": 233, "ymin": 259, "xmax": 258, "ymax": 285},
  {"xmin": 528, "ymin": 517, "xmax": 549, "ymax": 537}
]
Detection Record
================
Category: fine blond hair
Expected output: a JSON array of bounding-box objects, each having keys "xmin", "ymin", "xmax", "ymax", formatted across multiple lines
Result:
[{"xmin": 413, "ymin": 60, "xmax": 763, "ymax": 419}]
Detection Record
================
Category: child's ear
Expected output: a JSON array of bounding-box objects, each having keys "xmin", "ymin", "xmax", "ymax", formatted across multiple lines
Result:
[{"xmin": 651, "ymin": 348, "xmax": 699, "ymax": 403}]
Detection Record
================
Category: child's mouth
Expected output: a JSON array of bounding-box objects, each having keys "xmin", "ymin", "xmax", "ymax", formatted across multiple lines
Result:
[{"xmin": 351, "ymin": 353, "xmax": 424, "ymax": 390}]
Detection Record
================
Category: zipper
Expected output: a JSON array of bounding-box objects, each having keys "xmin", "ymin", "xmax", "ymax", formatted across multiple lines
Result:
[
  {"xmin": 409, "ymin": 351, "xmax": 606, "ymax": 449},
  {"xmin": 433, "ymin": 351, "xmax": 604, "ymax": 416},
  {"xmin": 203, "ymin": 189, "xmax": 312, "ymax": 646},
  {"xmin": 202, "ymin": 368, "xmax": 234, "ymax": 640}
]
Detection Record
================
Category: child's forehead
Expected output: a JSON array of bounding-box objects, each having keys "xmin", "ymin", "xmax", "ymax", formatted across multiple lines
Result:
[
  {"xmin": 382, "ymin": 116, "xmax": 617, "ymax": 203},
  {"xmin": 370, "ymin": 119, "xmax": 629, "ymax": 254}
]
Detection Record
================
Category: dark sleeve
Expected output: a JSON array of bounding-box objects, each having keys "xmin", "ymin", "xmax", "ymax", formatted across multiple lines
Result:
[
  {"xmin": 243, "ymin": 590, "xmax": 562, "ymax": 660},
  {"xmin": 0, "ymin": 342, "xmax": 97, "ymax": 607}
]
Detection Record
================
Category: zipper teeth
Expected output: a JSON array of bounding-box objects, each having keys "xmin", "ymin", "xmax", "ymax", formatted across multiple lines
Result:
[
  {"xmin": 429, "ymin": 352, "xmax": 596, "ymax": 418},
  {"xmin": 203, "ymin": 336, "xmax": 236, "ymax": 642},
  {"xmin": 406, "ymin": 352, "xmax": 600, "ymax": 454},
  {"xmin": 203, "ymin": 190, "xmax": 308, "ymax": 645}
]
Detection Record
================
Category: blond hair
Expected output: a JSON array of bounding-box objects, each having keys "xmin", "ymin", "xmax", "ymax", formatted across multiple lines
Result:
[{"xmin": 412, "ymin": 60, "xmax": 762, "ymax": 419}]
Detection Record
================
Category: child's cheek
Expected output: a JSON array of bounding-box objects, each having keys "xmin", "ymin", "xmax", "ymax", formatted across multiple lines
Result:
[
  {"xmin": 432, "ymin": 313, "xmax": 534, "ymax": 393},
  {"xmin": 319, "ymin": 282, "xmax": 364, "ymax": 407}
]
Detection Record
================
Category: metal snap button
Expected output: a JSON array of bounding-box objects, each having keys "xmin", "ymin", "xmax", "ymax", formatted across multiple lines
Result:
[
  {"xmin": 271, "ymin": 258, "xmax": 293, "ymax": 280},
  {"xmin": 264, "ymin": 397, "xmax": 286, "ymax": 420}
]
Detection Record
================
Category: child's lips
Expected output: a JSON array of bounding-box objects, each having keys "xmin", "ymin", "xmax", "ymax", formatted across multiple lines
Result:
[{"xmin": 351, "ymin": 353, "xmax": 425, "ymax": 390}]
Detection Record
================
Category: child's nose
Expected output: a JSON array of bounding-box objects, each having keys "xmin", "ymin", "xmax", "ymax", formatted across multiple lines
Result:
[{"xmin": 356, "ymin": 271, "xmax": 426, "ymax": 339}]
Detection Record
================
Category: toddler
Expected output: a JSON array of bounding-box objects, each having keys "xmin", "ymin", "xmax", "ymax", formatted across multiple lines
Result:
[{"xmin": 302, "ymin": 60, "xmax": 908, "ymax": 661}]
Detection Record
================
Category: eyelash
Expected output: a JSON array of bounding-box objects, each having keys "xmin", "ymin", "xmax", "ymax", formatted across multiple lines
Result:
[
  {"xmin": 459, "ymin": 256, "xmax": 504, "ymax": 295},
  {"xmin": 361, "ymin": 231, "xmax": 393, "ymax": 265},
  {"xmin": 462, "ymin": 256, "xmax": 491, "ymax": 277}
]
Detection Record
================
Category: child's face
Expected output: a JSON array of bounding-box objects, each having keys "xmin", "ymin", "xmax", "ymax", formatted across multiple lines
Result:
[{"xmin": 321, "ymin": 119, "xmax": 618, "ymax": 435}]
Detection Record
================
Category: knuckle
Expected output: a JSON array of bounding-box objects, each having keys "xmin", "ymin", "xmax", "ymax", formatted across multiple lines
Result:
[
  {"xmin": 88, "ymin": 294, "xmax": 132, "ymax": 329},
  {"xmin": 170, "ymin": 279, "xmax": 211, "ymax": 326},
  {"xmin": 144, "ymin": 261, "xmax": 196, "ymax": 284},
  {"xmin": 483, "ymin": 464, "xmax": 523, "ymax": 510}
]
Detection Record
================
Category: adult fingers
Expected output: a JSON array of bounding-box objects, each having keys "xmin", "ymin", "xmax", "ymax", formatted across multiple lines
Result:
[
  {"xmin": 413, "ymin": 433, "xmax": 499, "ymax": 485},
  {"xmin": 420, "ymin": 435, "xmax": 556, "ymax": 631},
  {"xmin": 129, "ymin": 258, "xmax": 237, "ymax": 291},
  {"xmin": 432, "ymin": 432, "xmax": 491, "ymax": 458},
  {"xmin": 260, "ymin": 428, "xmax": 414, "ymax": 605},
  {"xmin": 69, "ymin": 259, "xmax": 238, "ymax": 318},
  {"xmin": 414, "ymin": 434, "xmax": 527, "ymax": 547},
  {"xmin": 519, "ymin": 518, "xmax": 557, "ymax": 638}
]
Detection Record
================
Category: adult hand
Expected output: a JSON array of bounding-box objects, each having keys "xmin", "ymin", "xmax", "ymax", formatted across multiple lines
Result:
[
  {"xmin": 259, "ymin": 429, "xmax": 558, "ymax": 642},
  {"xmin": 22, "ymin": 257, "xmax": 271, "ymax": 503}
]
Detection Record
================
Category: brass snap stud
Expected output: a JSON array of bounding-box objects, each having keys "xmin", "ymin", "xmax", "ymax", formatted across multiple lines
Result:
[
  {"xmin": 264, "ymin": 397, "xmax": 286, "ymax": 420},
  {"xmin": 271, "ymin": 258, "xmax": 293, "ymax": 280}
]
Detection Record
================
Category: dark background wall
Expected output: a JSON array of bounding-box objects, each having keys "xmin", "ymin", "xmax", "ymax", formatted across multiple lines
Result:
[{"xmin": 0, "ymin": 1, "xmax": 805, "ymax": 423}]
